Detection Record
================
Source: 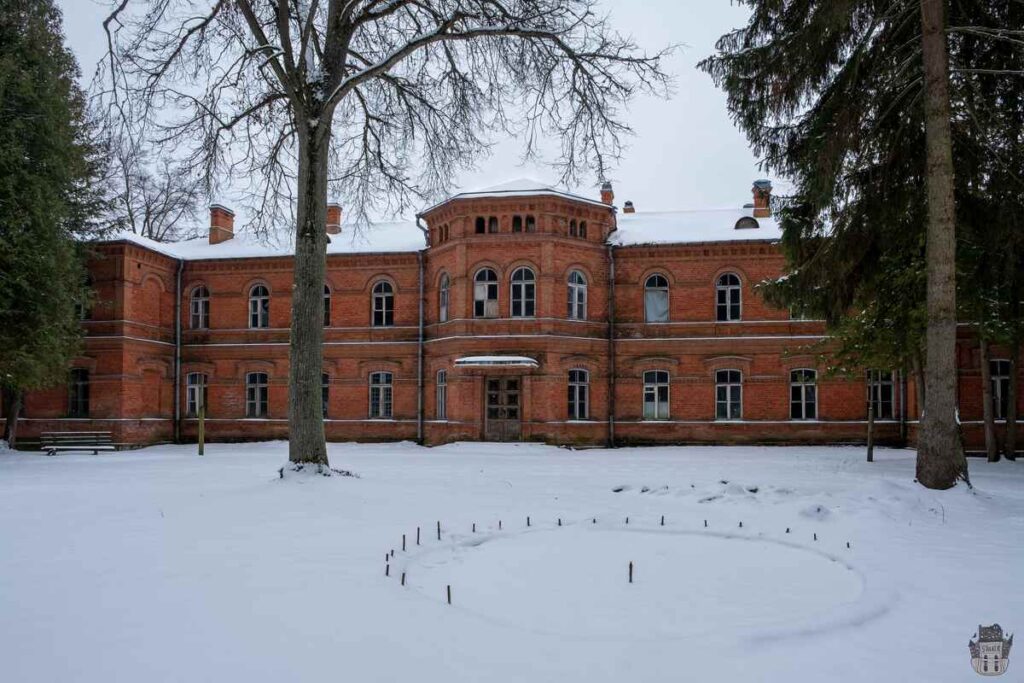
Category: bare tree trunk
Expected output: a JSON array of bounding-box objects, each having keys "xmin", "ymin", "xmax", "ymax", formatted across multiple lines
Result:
[
  {"xmin": 980, "ymin": 338, "xmax": 999, "ymax": 461},
  {"xmin": 287, "ymin": 122, "xmax": 330, "ymax": 468},
  {"xmin": 2, "ymin": 388, "xmax": 23, "ymax": 449},
  {"xmin": 912, "ymin": 348, "xmax": 926, "ymax": 423},
  {"xmin": 1007, "ymin": 343, "xmax": 1019, "ymax": 460},
  {"xmin": 916, "ymin": 0, "xmax": 968, "ymax": 489}
]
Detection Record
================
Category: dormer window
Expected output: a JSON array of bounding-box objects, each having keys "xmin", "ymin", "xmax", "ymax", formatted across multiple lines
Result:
[
  {"xmin": 488, "ymin": 216, "xmax": 499, "ymax": 233},
  {"xmin": 525, "ymin": 215, "xmax": 535, "ymax": 232},
  {"xmin": 475, "ymin": 217, "xmax": 485, "ymax": 234},
  {"xmin": 512, "ymin": 216, "xmax": 523, "ymax": 232},
  {"xmin": 569, "ymin": 219, "xmax": 578, "ymax": 237},
  {"xmin": 578, "ymin": 221, "xmax": 587, "ymax": 238},
  {"xmin": 735, "ymin": 217, "xmax": 759, "ymax": 230}
]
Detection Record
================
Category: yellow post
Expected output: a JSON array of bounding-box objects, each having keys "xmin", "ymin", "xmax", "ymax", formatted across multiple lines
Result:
[{"xmin": 198, "ymin": 404, "xmax": 205, "ymax": 456}]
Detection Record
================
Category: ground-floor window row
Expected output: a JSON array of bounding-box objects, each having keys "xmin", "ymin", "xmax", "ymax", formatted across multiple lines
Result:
[{"xmin": 169, "ymin": 367, "xmax": 903, "ymax": 423}]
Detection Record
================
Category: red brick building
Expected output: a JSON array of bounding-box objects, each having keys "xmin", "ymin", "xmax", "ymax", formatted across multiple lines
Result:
[{"xmin": 3, "ymin": 179, "xmax": 1020, "ymax": 449}]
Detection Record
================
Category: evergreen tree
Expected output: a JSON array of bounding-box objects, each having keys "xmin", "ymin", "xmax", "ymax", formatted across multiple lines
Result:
[
  {"xmin": 701, "ymin": 0, "xmax": 1021, "ymax": 488},
  {"xmin": 0, "ymin": 0, "xmax": 100, "ymax": 447}
]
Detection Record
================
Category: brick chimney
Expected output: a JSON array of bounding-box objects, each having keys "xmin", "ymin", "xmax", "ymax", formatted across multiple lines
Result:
[
  {"xmin": 623, "ymin": 200, "xmax": 636, "ymax": 214},
  {"xmin": 209, "ymin": 204, "xmax": 235, "ymax": 244},
  {"xmin": 600, "ymin": 180, "xmax": 614, "ymax": 205},
  {"xmin": 327, "ymin": 203, "xmax": 342, "ymax": 235},
  {"xmin": 752, "ymin": 180, "xmax": 772, "ymax": 218}
]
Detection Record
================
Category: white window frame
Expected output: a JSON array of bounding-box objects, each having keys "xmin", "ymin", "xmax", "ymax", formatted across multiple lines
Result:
[
  {"xmin": 790, "ymin": 368, "xmax": 818, "ymax": 420},
  {"xmin": 439, "ymin": 274, "xmax": 450, "ymax": 323},
  {"xmin": 568, "ymin": 369, "xmax": 589, "ymax": 420},
  {"xmin": 190, "ymin": 286, "xmax": 209, "ymax": 329},
  {"xmin": 716, "ymin": 273, "xmax": 742, "ymax": 322},
  {"xmin": 715, "ymin": 369, "xmax": 743, "ymax": 420},
  {"xmin": 248, "ymin": 285, "xmax": 269, "ymax": 329},
  {"xmin": 867, "ymin": 369, "xmax": 895, "ymax": 419},
  {"xmin": 436, "ymin": 369, "xmax": 447, "ymax": 420},
  {"xmin": 567, "ymin": 270, "xmax": 587, "ymax": 320},
  {"xmin": 369, "ymin": 371, "xmax": 393, "ymax": 419},
  {"xmin": 643, "ymin": 370, "xmax": 670, "ymax": 420},
  {"xmin": 510, "ymin": 267, "xmax": 536, "ymax": 318},
  {"xmin": 186, "ymin": 372, "xmax": 207, "ymax": 417},
  {"xmin": 644, "ymin": 274, "xmax": 670, "ymax": 323},
  {"xmin": 245, "ymin": 372, "xmax": 268, "ymax": 417},
  {"xmin": 473, "ymin": 268, "xmax": 498, "ymax": 318},
  {"xmin": 991, "ymin": 359, "xmax": 1011, "ymax": 419},
  {"xmin": 372, "ymin": 281, "xmax": 395, "ymax": 327}
]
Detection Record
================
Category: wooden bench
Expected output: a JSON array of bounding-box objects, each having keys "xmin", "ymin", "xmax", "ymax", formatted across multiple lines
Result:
[{"xmin": 40, "ymin": 431, "xmax": 115, "ymax": 455}]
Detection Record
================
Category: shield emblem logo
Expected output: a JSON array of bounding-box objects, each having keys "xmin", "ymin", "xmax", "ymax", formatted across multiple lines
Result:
[{"xmin": 969, "ymin": 624, "xmax": 1013, "ymax": 676}]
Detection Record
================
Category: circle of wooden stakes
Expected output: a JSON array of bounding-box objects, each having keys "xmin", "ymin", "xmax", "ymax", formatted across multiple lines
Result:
[{"xmin": 383, "ymin": 514, "xmax": 851, "ymax": 606}]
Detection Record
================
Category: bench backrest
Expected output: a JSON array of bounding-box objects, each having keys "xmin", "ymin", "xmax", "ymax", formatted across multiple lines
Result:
[{"xmin": 40, "ymin": 432, "xmax": 114, "ymax": 446}]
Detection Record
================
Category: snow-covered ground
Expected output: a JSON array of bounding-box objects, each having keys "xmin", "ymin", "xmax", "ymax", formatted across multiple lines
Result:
[{"xmin": 0, "ymin": 441, "xmax": 1021, "ymax": 682}]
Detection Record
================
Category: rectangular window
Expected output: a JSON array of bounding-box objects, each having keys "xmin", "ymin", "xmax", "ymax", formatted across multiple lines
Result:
[
  {"xmin": 644, "ymin": 290, "xmax": 669, "ymax": 323},
  {"xmin": 246, "ymin": 372, "xmax": 268, "ymax": 417},
  {"xmin": 643, "ymin": 370, "xmax": 670, "ymax": 420},
  {"xmin": 867, "ymin": 370, "xmax": 894, "ymax": 419},
  {"xmin": 568, "ymin": 369, "xmax": 589, "ymax": 420},
  {"xmin": 991, "ymin": 360, "xmax": 1011, "ymax": 419},
  {"xmin": 436, "ymin": 370, "xmax": 447, "ymax": 420},
  {"xmin": 68, "ymin": 368, "xmax": 89, "ymax": 418},
  {"xmin": 322, "ymin": 374, "xmax": 330, "ymax": 418},
  {"xmin": 715, "ymin": 370, "xmax": 742, "ymax": 420},
  {"xmin": 369, "ymin": 372, "xmax": 393, "ymax": 418},
  {"xmin": 790, "ymin": 369, "xmax": 817, "ymax": 420},
  {"xmin": 186, "ymin": 373, "xmax": 208, "ymax": 417}
]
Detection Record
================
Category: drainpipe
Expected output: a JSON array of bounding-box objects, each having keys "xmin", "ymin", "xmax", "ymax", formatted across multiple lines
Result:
[
  {"xmin": 607, "ymin": 244, "xmax": 617, "ymax": 447},
  {"xmin": 173, "ymin": 258, "xmax": 183, "ymax": 443},
  {"xmin": 416, "ymin": 214, "xmax": 428, "ymax": 445}
]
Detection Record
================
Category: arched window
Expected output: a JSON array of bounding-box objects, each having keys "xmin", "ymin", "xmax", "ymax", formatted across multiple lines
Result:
[
  {"xmin": 488, "ymin": 216, "xmax": 499, "ymax": 233},
  {"xmin": 643, "ymin": 370, "xmax": 670, "ymax": 420},
  {"xmin": 248, "ymin": 285, "xmax": 269, "ymax": 328},
  {"xmin": 790, "ymin": 369, "xmax": 817, "ymax": 420},
  {"xmin": 715, "ymin": 370, "xmax": 742, "ymax": 420},
  {"xmin": 569, "ymin": 219, "xmax": 578, "ymax": 237},
  {"xmin": 475, "ymin": 217, "xmax": 486, "ymax": 234},
  {"xmin": 525, "ymin": 215, "xmax": 536, "ymax": 232},
  {"xmin": 323, "ymin": 284, "xmax": 331, "ymax": 327},
  {"xmin": 68, "ymin": 368, "xmax": 89, "ymax": 418},
  {"xmin": 190, "ymin": 286, "xmax": 210, "ymax": 329},
  {"xmin": 567, "ymin": 271, "xmax": 587, "ymax": 320},
  {"xmin": 716, "ymin": 273, "xmax": 741, "ymax": 321},
  {"xmin": 512, "ymin": 216, "xmax": 523, "ymax": 233},
  {"xmin": 436, "ymin": 369, "xmax": 447, "ymax": 419},
  {"xmin": 322, "ymin": 373, "xmax": 330, "ymax": 418},
  {"xmin": 369, "ymin": 371, "xmax": 393, "ymax": 418},
  {"xmin": 245, "ymin": 372, "xmax": 268, "ymax": 417},
  {"xmin": 510, "ymin": 267, "xmax": 536, "ymax": 317},
  {"xmin": 186, "ymin": 372, "xmax": 208, "ymax": 417},
  {"xmin": 644, "ymin": 274, "xmax": 669, "ymax": 323},
  {"xmin": 372, "ymin": 281, "xmax": 394, "ymax": 327},
  {"xmin": 474, "ymin": 268, "xmax": 498, "ymax": 318},
  {"xmin": 439, "ymin": 274, "xmax": 450, "ymax": 323},
  {"xmin": 579, "ymin": 221, "xmax": 587, "ymax": 238},
  {"xmin": 568, "ymin": 369, "xmax": 589, "ymax": 420}
]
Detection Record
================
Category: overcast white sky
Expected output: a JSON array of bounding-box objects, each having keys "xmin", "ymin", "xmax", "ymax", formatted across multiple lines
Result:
[{"xmin": 57, "ymin": 0, "xmax": 777, "ymax": 219}]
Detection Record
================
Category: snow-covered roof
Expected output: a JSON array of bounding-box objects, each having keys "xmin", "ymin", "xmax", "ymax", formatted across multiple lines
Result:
[
  {"xmin": 102, "ymin": 219, "xmax": 425, "ymax": 261},
  {"xmin": 422, "ymin": 178, "xmax": 611, "ymax": 213},
  {"xmin": 609, "ymin": 208, "xmax": 782, "ymax": 247},
  {"xmin": 454, "ymin": 356, "xmax": 539, "ymax": 367}
]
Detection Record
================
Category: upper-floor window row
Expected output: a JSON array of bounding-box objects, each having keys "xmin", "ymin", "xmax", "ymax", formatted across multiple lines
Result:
[{"xmin": 475, "ymin": 215, "xmax": 536, "ymax": 234}]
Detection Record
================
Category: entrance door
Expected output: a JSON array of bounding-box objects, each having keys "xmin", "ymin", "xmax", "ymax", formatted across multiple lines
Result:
[{"xmin": 485, "ymin": 377, "xmax": 521, "ymax": 441}]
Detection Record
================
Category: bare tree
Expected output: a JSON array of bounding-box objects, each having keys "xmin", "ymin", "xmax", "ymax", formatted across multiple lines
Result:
[
  {"xmin": 100, "ymin": 0, "xmax": 672, "ymax": 470},
  {"xmin": 106, "ymin": 134, "xmax": 204, "ymax": 242}
]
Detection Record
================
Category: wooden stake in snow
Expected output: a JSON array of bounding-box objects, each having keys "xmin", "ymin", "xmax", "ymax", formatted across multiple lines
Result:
[
  {"xmin": 390, "ymin": 549, "xmax": 394, "ymax": 558},
  {"xmin": 498, "ymin": 520, "xmax": 502, "ymax": 530},
  {"xmin": 402, "ymin": 534, "xmax": 406, "ymax": 551},
  {"xmin": 472, "ymin": 523, "xmax": 476, "ymax": 533},
  {"xmin": 437, "ymin": 521, "xmax": 441, "ymax": 540},
  {"xmin": 846, "ymin": 541, "xmax": 851, "ymax": 549},
  {"xmin": 592, "ymin": 517, "xmax": 596, "ymax": 524},
  {"xmin": 704, "ymin": 519, "xmax": 708, "ymax": 528},
  {"xmin": 629, "ymin": 561, "xmax": 634, "ymax": 584},
  {"xmin": 385, "ymin": 563, "xmax": 390, "ymax": 577},
  {"xmin": 527, "ymin": 516, "xmax": 531, "ymax": 527},
  {"xmin": 401, "ymin": 572, "xmax": 406, "ymax": 586},
  {"xmin": 739, "ymin": 521, "xmax": 743, "ymax": 528},
  {"xmin": 446, "ymin": 585, "xmax": 451, "ymax": 605},
  {"xmin": 625, "ymin": 516, "xmax": 629, "ymax": 525},
  {"xmin": 813, "ymin": 533, "xmax": 818, "ymax": 541},
  {"xmin": 786, "ymin": 527, "xmax": 790, "ymax": 534},
  {"xmin": 660, "ymin": 515, "xmax": 664, "ymax": 526},
  {"xmin": 416, "ymin": 527, "xmax": 421, "ymax": 546}
]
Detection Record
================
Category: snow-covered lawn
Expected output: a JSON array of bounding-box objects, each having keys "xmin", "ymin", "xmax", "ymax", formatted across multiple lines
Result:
[{"xmin": 0, "ymin": 442, "xmax": 1021, "ymax": 682}]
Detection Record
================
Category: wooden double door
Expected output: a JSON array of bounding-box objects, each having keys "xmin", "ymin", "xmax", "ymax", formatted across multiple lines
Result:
[{"xmin": 485, "ymin": 377, "xmax": 521, "ymax": 441}]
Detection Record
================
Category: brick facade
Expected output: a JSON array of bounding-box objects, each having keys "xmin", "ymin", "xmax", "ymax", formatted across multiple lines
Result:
[{"xmin": 2, "ymin": 181, "xmax": 1021, "ymax": 450}]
